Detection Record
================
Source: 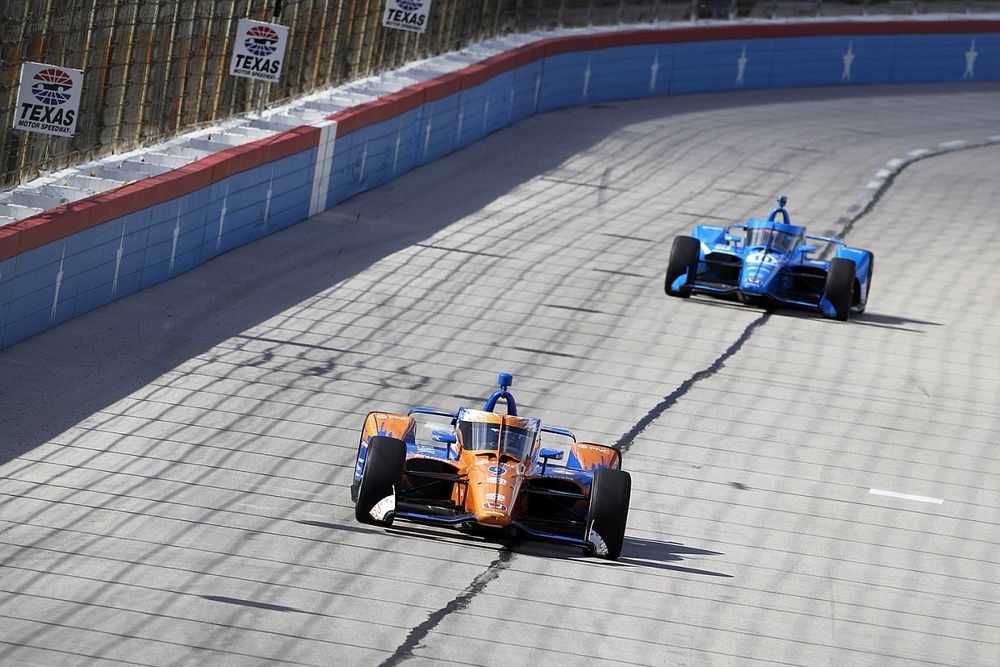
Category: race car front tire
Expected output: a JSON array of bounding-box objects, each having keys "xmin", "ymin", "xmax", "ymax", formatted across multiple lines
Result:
[
  {"xmin": 665, "ymin": 236, "xmax": 700, "ymax": 298},
  {"xmin": 354, "ymin": 436, "xmax": 406, "ymax": 526},
  {"xmin": 824, "ymin": 257, "xmax": 855, "ymax": 321},
  {"xmin": 586, "ymin": 467, "xmax": 632, "ymax": 560}
]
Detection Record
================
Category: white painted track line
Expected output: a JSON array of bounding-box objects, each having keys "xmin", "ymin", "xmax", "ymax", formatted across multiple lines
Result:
[{"xmin": 869, "ymin": 489, "xmax": 945, "ymax": 504}]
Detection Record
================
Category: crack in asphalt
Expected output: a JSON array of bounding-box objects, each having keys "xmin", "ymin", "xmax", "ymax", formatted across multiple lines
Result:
[
  {"xmin": 614, "ymin": 312, "xmax": 772, "ymax": 454},
  {"xmin": 618, "ymin": 137, "xmax": 1000, "ymax": 452},
  {"xmin": 378, "ymin": 138, "xmax": 1000, "ymax": 663},
  {"xmin": 380, "ymin": 546, "xmax": 517, "ymax": 666}
]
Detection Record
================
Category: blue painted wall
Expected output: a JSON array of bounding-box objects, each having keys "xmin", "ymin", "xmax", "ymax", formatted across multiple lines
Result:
[{"xmin": 1, "ymin": 28, "xmax": 997, "ymax": 348}]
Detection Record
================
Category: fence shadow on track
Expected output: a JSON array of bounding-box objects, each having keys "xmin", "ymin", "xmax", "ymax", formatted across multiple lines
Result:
[
  {"xmin": 0, "ymin": 85, "xmax": 774, "ymax": 467},
  {"xmin": 0, "ymin": 104, "xmax": 652, "ymax": 467},
  {"xmin": 1, "ymin": 83, "xmax": 980, "ymax": 466}
]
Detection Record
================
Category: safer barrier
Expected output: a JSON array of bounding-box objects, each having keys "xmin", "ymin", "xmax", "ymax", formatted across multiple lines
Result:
[{"xmin": 1, "ymin": 18, "xmax": 998, "ymax": 349}]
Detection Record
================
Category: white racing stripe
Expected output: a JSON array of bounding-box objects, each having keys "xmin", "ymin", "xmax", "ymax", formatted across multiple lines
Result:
[{"xmin": 869, "ymin": 488, "xmax": 944, "ymax": 504}]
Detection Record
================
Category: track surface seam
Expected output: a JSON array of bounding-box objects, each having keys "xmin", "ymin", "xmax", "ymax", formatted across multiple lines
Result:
[
  {"xmin": 375, "ymin": 134, "xmax": 998, "ymax": 663},
  {"xmin": 381, "ymin": 547, "xmax": 517, "ymax": 666},
  {"xmin": 834, "ymin": 137, "xmax": 1000, "ymax": 241}
]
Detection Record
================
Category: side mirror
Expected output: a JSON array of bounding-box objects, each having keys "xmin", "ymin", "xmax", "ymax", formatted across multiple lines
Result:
[
  {"xmin": 538, "ymin": 447, "xmax": 563, "ymax": 475},
  {"xmin": 725, "ymin": 233, "xmax": 741, "ymax": 244},
  {"xmin": 432, "ymin": 431, "xmax": 457, "ymax": 444},
  {"xmin": 798, "ymin": 245, "xmax": 816, "ymax": 254}
]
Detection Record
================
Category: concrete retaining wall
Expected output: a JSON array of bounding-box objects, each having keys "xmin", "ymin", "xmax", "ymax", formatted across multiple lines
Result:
[{"xmin": 1, "ymin": 19, "xmax": 997, "ymax": 349}]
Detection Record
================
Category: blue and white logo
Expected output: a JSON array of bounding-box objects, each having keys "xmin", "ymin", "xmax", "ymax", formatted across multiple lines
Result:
[{"xmin": 488, "ymin": 466, "xmax": 507, "ymax": 476}]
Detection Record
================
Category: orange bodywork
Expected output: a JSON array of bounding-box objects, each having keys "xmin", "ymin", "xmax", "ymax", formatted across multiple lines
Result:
[
  {"xmin": 570, "ymin": 442, "xmax": 621, "ymax": 471},
  {"xmin": 456, "ymin": 411, "xmax": 532, "ymax": 527},
  {"xmin": 360, "ymin": 412, "xmax": 415, "ymax": 444}
]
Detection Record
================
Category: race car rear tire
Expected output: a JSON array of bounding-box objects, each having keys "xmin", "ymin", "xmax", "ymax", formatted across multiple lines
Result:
[
  {"xmin": 665, "ymin": 236, "xmax": 700, "ymax": 298},
  {"xmin": 355, "ymin": 436, "xmax": 406, "ymax": 526},
  {"xmin": 824, "ymin": 258, "xmax": 855, "ymax": 321},
  {"xmin": 586, "ymin": 468, "xmax": 631, "ymax": 560}
]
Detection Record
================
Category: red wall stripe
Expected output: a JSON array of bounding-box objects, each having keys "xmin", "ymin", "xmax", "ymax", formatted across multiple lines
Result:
[
  {"xmin": 1, "ymin": 125, "xmax": 318, "ymax": 262},
  {"xmin": 3, "ymin": 19, "xmax": 996, "ymax": 261}
]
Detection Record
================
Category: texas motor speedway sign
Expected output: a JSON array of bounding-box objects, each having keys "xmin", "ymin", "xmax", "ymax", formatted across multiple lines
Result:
[
  {"xmin": 13, "ymin": 62, "xmax": 84, "ymax": 137},
  {"xmin": 383, "ymin": 0, "xmax": 432, "ymax": 34},
  {"xmin": 230, "ymin": 19, "xmax": 289, "ymax": 83}
]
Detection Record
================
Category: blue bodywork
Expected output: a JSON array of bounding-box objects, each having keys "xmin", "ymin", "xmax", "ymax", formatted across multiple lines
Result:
[{"xmin": 668, "ymin": 197, "xmax": 874, "ymax": 318}]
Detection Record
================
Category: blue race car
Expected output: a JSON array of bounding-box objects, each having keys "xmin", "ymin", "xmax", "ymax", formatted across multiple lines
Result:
[{"xmin": 664, "ymin": 196, "xmax": 874, "ymax": 320}]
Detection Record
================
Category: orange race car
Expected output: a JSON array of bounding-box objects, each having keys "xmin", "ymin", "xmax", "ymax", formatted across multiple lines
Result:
[{"xmin": 350, "ymin": 373, "xmax": 632, "ymax": 559}]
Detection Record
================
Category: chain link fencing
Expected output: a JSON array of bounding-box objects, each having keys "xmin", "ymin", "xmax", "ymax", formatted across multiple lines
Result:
[{"xmin": 2, "ymin": 0, "xmax": 998, "ymax": 191}]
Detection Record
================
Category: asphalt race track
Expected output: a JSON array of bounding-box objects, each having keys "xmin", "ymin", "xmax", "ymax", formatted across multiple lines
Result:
[{"xmin": 2, "ymin": 82, "xmax": 999, "ymax": 666}]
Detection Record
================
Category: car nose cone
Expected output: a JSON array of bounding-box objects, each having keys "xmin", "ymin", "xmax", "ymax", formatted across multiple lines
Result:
[
  {"xmin": 467, "ymin": 462, "xmax": 518, "ymax": 526},
  {"xmin": 740, "ymin": 267, "xmax": 773, "ymax": 293}
]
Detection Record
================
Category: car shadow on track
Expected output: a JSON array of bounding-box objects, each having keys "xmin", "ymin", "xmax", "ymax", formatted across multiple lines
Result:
[
  {"xmin": 335, "ymin": 517, "xmax": 734, "ymax": 576},
  {"xmin": 850, "ymin": 312, "xmax": 943, "ymax": 333},
  {"xmin": 614, "ymin": 537, "xmax": 733, "ymax": 577},
  {"xmin": 514, "ymin": 534, "xmax": 733, "ymax": 577},
  {"xmin": 684, "ymin": 295, "xmax": 942, "ymax": 333}
]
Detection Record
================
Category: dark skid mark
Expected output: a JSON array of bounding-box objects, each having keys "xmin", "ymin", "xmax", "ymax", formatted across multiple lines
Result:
[
  {"xmin": 381, "ymin": 548, "xmax": 516, "ymax": 666},
  {"xmin": 306, "ymin": 359, "xmax": 336, "ymax": 376},
  {"xmin": 600, "ymin": 232, "xmax": 655, "ymax": 243},
  {"xmin": 414, "ymin": 243, "xmax": 504, "ymax": 258},
  {"xmin": 783, "ymin": 145, "xmax": 827, "ymax": 154},
  {"xmin": 511, "ymin": 345, "xmax": 578, "ymax": 359},
  {"xmin": 591, "ymin": 268, "xmax": 648, "ymax": 278},
  {"xmin": 545, "ymin": 303, "xmax": 604, "ymax": 315},
  {"xmin": 233, "ymin": 334, "xmax": 362, "ymax": 356},
  {"xmin": 296, "ymin": 520, "xmax": 379, "ymax": 536},
  {"xmin": 540, "ymin": 177, "xmax": 627, "ymax": 191},
  {"xmin": 614, "ymin": 313, "xmax": 771, "ymax": 454},
  {"xmin": 676, "ymin": 210, "xmax": 732, "ymax": 222},
  {"xmin": 730, "ymin": 482, "xmax": 750, "ymax": 490},
  {"xmin": 598, "ymin": 167, "xmax": 613, "ymax": 207},
  {"xmin": 713, "ymin": 187, "xmax": 758, "ymax": 196},
  {"xmin": 631, "ymin": 562, "xmax": 734, "ymax": 578},
  {"xmin": 202, "ymin": 595, "xmax": 301, "ymax": 613}
]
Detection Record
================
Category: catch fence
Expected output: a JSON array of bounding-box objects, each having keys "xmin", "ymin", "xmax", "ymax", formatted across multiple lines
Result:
[{"xmin": 2, "ymin": 0, "xmax": 998, "ymax": 190}]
